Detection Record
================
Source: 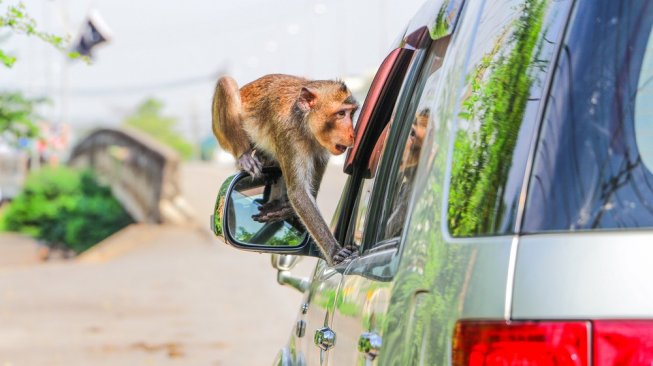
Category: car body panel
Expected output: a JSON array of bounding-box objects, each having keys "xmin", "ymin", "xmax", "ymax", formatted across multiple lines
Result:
[
  {"xmin": 378, "ymin": 0, "xmax": 574, "ymax": 363},
  {"xmin": 295, "ymin": 260, "xmax": 350, "ymax": 365},
  {"xmin": 328, "ymin": 248, "xmax": 396, "ymax": 365},
  {"xmin": 513, "ymin": 231, "xmax": 653, "ymax": 319}
]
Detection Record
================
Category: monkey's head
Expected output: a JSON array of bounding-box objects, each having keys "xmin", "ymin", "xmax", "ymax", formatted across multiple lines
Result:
[
  {"xmin": 410, "ymin": 108, "xmax": 430, "ymax": 150},
  {"xmin": 297, "ymin": 82, "xmax": 358, "ymax": 155}
]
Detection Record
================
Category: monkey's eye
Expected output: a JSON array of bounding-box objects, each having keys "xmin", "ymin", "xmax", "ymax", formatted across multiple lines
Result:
[{"xmin": 336, "ymin": 110, "xmax": 347, "ymax": 118}]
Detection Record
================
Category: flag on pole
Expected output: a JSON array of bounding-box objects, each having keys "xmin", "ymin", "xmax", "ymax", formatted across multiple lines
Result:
[{"xmin": 72, "ymin": 10, "xmax": 113, "ymax": 57}]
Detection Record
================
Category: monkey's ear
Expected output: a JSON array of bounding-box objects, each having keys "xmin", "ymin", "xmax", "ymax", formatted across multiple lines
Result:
[{"xmin": 298, "ymin": 87, "xmax": 318, "ymax": 112}]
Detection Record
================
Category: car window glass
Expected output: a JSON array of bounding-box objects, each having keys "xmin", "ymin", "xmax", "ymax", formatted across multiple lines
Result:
[
  {"xmin": 345, "ymin": 50, "xmax": 426, "ymax": 249},
  {"xmin": 635, "ymin": 32, "xmax": 653, "ymax": 171},
  {"xmin": 447, "ymin": 0, "xmax": 569, "ymax": 237},
  {"xmin": 376, "ymin": 45, "xmax": 446, "ymax": 243},
  {"xmin": 351, "ymin": 125, "xmax": 390, "ymax": 245},
  {"xmin": 525, "ymin": 0, "xmax": 653, "ymax": 231}
]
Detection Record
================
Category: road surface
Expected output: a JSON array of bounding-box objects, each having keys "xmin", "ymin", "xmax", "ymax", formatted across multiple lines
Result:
[{"xmin": 0, "ymin": 160, "xmax": 347, "ymax": 365}]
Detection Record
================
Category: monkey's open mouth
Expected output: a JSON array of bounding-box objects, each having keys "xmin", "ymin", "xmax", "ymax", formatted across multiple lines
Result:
[{"xmin": 335, "ymin": 144, "xmax": 348, "ymax": 154}]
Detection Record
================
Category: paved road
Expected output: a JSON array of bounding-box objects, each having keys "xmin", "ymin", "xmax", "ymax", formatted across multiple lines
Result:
[{"xmin": 0, "ymin": 160, "xmax": 347, "ymax": 365}]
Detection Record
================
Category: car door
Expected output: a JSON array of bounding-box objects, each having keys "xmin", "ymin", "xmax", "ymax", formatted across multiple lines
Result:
[
  {"xmin": 325, "ymin": 10, "xmax": 460, "ymax": 365},
  {"xmin": 374, "ymin": 0, "xmax": 574, "ymax": 364},
  {"xmin": 291, "ymin": 27, "xmax": 421, "ymax": 366}
]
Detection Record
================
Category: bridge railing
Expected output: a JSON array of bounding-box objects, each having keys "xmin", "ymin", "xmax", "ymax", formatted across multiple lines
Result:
[{"xmin": 69, "ymin": 127, "xmax": 194, "ymax": 224}]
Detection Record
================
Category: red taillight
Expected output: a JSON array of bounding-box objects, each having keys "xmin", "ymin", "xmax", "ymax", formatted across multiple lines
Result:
[
  {"xmin": 453, "ymin": 321, "xmax": 590, "ymax": 366},
  {"xmin": 594, "ymin": 321, "xmax": 653, "ymax": 366}
]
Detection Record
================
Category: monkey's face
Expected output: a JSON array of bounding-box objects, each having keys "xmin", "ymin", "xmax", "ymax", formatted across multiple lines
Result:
[
  {"xmin": 300, "ymin": 83, "xmax": 358, "ymax": 155},
  {"xmin": 410, "ymin": 109, "xmax": 430, "ymax": 150},
  {"xmin": 311, "ymin": 104, "xmax": 357, "ymax": 155}
]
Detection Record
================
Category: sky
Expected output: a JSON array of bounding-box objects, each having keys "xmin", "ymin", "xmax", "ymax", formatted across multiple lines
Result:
[{"xmin": 2, "ymin": 0, "xmax": 425, "ymax": 145}]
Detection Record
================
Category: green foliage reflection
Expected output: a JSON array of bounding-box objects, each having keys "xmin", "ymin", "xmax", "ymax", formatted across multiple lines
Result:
[{"xmin": 448, "ymin": 0, "xmax": 546, "ymax": 236}]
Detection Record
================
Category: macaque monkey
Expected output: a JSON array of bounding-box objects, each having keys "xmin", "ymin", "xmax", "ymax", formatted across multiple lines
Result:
[{"xmin": 212, "ymin": 74, "xmax": 358, "ymax": 265}]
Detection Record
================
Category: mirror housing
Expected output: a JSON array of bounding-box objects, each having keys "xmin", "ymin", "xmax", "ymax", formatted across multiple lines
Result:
[
  {"xmin": 271, "ymin": 254, "xmax": 300, "ymax": 271},
  {"xmin": 271, "ymin": 254, "xmax": 310, "ymax": 293},
  {"xmin": 211, "ymin": 167, "xmax": 317, "ymax": 257}
]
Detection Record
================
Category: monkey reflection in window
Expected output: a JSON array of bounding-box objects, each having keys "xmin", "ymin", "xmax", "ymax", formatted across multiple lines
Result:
[{"xmin": 384, "ymin": 108, "xmax": 431, "ymax": 239}]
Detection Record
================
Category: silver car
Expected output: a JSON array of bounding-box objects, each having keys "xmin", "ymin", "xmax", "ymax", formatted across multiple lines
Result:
[{"xmin": 213, "ymin": 0, "xmax": 653, "ymax": 364}]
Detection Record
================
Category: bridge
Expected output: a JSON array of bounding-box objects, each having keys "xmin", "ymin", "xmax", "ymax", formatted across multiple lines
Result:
[{"xmin": 68, "ymin": 127, "xmax": 195, "ymax": 225}]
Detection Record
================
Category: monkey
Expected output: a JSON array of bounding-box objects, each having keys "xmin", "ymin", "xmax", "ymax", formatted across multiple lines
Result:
[{"xmin": 212, "ymin": 74, "xmax": 359, "ymax": 266}]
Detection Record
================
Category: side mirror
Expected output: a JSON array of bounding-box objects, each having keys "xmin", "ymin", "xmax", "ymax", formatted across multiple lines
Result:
[{"xmin": 211, "ymin": 167, "xmax": 312, "ymax": 255}]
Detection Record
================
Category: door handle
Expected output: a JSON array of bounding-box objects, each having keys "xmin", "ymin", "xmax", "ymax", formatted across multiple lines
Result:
[
  {"xmin": 358, "ymin": 332, "xmax": 382, "ymax": 360},
  {"xmin": 314, "ymin": 326, "xmax": 336, "ymax": 351}
]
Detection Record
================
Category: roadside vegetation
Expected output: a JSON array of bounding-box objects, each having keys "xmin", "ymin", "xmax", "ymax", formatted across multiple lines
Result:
[
  {"xmin": 0, "ymin": 167, "xmax": 133, "ymax": 254},
  {"xmin": 123, "ymin": 98, "xmax": 194, "ymax": 160}
]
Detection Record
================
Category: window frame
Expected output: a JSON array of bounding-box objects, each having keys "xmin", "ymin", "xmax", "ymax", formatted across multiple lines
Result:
[
  {"xmin": 340, "ymin": 48, "xmax": 429, "ymax": 251},
  {"xmin": 345, "ymin": 36, "xmax": 455, "ymax": 255}
]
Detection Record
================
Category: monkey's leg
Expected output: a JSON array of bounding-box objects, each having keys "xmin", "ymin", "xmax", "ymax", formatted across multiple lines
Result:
[
  {"xmin": 252, "ymin": 178, "xmax": 295, "ymax": 222},
  {"xmin": 212, "ymin": 76, "xmax": 255, "ymax": 173},
  {"xmin": 252, "ymin": 199, "xmax": 295, "ymax": 222},
  {"xmin": 237, "ymin": 148, "xmax": 264, "ymax": 178}
]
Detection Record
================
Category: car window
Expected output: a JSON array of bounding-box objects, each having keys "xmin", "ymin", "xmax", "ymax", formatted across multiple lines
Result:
[
  {"xmin": 447, "ymin": 0, "xmax": 570, "ymax": 237},
  {"xmin": 351, "ymin": 124, "xmax": 390, "ymax": 245},
  {"xmin": 346, "ymin": 53, "xmax": 429, "ymax": 249},
  {"xmin": 524, "ymin": 0, "xmax": 653, "ymax": 232},
  {"xmin": 348, "ymin": 37, "xmax": 450, "ymax": 251},
  {"xmin": 375, "ymin": 42, "xmax": 447, "ymax": 243}
]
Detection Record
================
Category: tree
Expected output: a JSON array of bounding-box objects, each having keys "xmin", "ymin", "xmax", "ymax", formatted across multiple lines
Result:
[
  {"xmin": 0, "ymin": 91, "xmax": 42, "ymax": 145},
  {"xmin": 0, "ymin": 1, "xmax": 80, "ymax": 67},
  {"xmin": 122, "ymin": 98, "xmax": 194, "ymax": 160},
  {"xmin": 0, "ymin": 1, "xmax": 84, "ymax": 143}
]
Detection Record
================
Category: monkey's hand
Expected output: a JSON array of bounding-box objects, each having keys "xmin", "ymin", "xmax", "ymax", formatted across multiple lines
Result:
[
  {"xmin": 333, "ymin": 245, "xmax": 359, "ymax": 264},
  {"xmin": 238, "ymin": 148, "xmax": 264, "ymax": 178},
  {"xmin": 252, "ymin": 199, "xmax": 296, "ymax": 223}
]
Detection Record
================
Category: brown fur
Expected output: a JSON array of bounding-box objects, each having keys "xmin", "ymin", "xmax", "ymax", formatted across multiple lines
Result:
[{"xmin": 211, "ymin": 74, "xmax": 359, "ymax": 265}]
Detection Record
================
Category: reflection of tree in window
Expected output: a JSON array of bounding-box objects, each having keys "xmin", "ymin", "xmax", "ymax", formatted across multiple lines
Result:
[{"xmin": 448, "ymin": 0, "xmax": 547, "ymax": 236}]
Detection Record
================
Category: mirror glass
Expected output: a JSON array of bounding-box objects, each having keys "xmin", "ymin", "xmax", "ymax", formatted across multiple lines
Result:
[{"xmin": 225, "ymin": 171, "xmax": 306, "ymax": 247}]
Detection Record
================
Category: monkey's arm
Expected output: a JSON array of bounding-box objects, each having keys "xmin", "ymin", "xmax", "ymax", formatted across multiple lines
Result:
[
  {"xmin": 285, "ymin": 160, "xmax": 357, "ymax": 265},
  {"xmin": 284, "ymin": 167, "xmax": 341, "ymax": 266},
  {"xmin": 287, "ymin": 187, "xmax": 340, "ymax": 266}
]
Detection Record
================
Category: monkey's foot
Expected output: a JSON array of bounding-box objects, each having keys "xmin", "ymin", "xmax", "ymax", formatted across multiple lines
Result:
[
  {"xmin": 238, "ymin": 148, "xmax": 264, "ymax": 178},
  {"xmin": 252, "ymin": 200, "xmax": 295, "ymax": 223},
  {"xmin": 333, "ymin": 245, "xmax": 359, "ymax": 264}
]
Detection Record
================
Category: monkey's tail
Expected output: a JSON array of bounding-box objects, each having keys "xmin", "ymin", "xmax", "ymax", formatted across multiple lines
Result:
[{"xmin": 212, "ymin": 76, "xmax": 249, "ymax": 157}]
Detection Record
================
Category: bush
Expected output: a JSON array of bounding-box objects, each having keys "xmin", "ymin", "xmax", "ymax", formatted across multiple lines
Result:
[{"xmin": 1, "ymin": 167, "xmax": 133, "ymax": 253}]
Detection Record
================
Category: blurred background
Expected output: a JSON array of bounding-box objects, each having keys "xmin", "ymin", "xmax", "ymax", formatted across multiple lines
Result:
[{"xmin": 0, "ymin": 0, "xmax": 423, "ymax": 364}]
